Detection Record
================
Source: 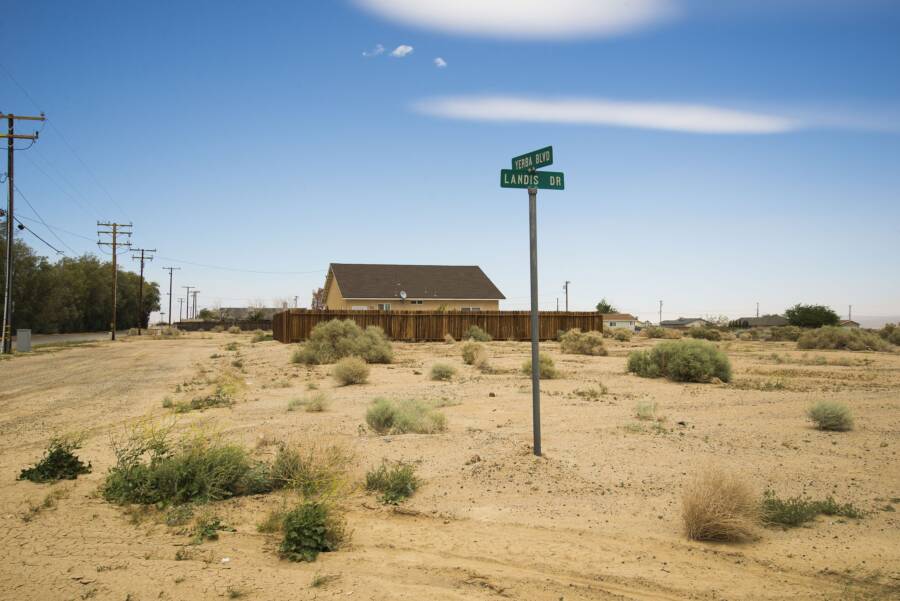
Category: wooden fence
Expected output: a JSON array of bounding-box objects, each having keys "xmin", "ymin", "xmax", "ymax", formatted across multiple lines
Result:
[{"xmin": 273, "ymin": 309, "xmax": 603, "ymax": 343}]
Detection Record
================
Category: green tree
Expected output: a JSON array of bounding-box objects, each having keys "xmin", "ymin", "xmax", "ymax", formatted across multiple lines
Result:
[
  {"xmin": 785, "ymin": 304, "xmax": 840, "ymax": 328},
  {"xmin": 595, "ymin": 298, "xmax": 617, "ymax": 313}
]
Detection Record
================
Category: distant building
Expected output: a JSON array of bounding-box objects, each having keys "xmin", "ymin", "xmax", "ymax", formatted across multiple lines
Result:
[
  {"xmin": 731, "ymin": 315, "xmax": 789, "ymax": 328},
  {"xmin": 839, "ymin": 319, "xmax": 860, "ymax": 329},
  {"xmin": 601, "ymin": 313, "xmax": 638, "ymax": 331},
  {"xmin": 323, "ymin": 263, "xmax": 505, "ymax": 311},
  {"xmin": 660, "ymin": 317, "xmax": 713, "ymax": 329}
]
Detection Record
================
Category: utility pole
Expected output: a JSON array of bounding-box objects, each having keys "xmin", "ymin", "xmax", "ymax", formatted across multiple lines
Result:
[
  {"xmin": 182, "ymin": 286, "xmax": 194, "ymax": 320},
  {"xmin": 849, "ymin": 305, "xmax": 852, "ymax": 321},
  {"xmin": 97, "ymin": 222, "xmax": 133, "ymax": 341},
  {"xmin": 563, "ymin": 280, "xmax": 570, "ymax": 312},
  {"xmin": 162, "ymin": 267, "xmax": 180, "ymax": 325},
  {"xmin": 294, "ymin": 295, "xmax": 299, "ymax": 308},
  {"xmin": 191, "ymin": 290, "xmax": 200, "ymax": 319},
  {"xmin": 178, "ymin": 297, "xmax": 184, "ymax": 322},
  {"xmin": 659, "ymin": 300, "xmax": 663, "ymax": 325},
  {"xmin": 556, "ymin": 297, "xmax": 559, "ymax": 311},
  {"xmin": 756, "ymin": 302, "xmax": 760, "ymax": 318},
  {"xmin": 131, "ymin": 248, "xmax": 155, "ymax": 335},
  {"xmin": 1, "ymin": 111, "xmax": 45, "ymax": 354}
]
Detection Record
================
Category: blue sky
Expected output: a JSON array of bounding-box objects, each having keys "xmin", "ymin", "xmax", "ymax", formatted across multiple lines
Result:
[{"xmin": 3, "ymin": 0, "xmax": 899, "ymax": 323}]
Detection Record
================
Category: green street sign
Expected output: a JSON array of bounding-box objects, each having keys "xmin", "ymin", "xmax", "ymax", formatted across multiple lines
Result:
[
  {"xmin": 500, "ymin": 169, "xmax": 565, "ymax": 190},
  {"xmin": 511, "ymin": 146, "xmax": 553, "ymax": 171}
]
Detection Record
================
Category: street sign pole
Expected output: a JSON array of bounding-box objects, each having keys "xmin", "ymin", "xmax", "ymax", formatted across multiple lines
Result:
[{"xmin": 528, "ymin": 186, "xmax": 541, "ymax": 456}]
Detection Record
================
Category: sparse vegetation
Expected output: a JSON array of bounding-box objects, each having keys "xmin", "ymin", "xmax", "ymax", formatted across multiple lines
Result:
[
  {"xmin": 612, "ymin": 328, "xmax": 633, "ymax": 342},
  {"xmin": 687, "ymin": 327, "xmax": 722, "ymax": 341},
  {"xmin": 19, "ymin": 437, "xmax": 92, "ymax": 483},
  {"xmin": 211, "ymin": 325, "xmax": 225, "ymax": 333},
  {"xmin": 682, "ymin": 467, "xmax": 758, "ymax": 542},
  {"xmin": 807, "ymin": 401, "xmax": 854, "ymax": 431},
  {"xmin": 332, "ymin": 356, "xmax": 370, "ymax": 385},
  {"xmin": 627, "ymin": 340, "xmax": 732, "ymax": 383},
  {"xmin": 463, "ymin": 325, "xmax": 492, "ymax": 342},
  {"xmin": 634, "ymin": 401, "xmax": 657, "ymax": 421},
  {"xmin": 279, "ymin": 500, "xmax": 346, "ymax": 562},
  {"xmin": 443, "ymin": 333, "xmax": 455, "ymax": 343},
  {"xmin": 761, "ymin": 491, "xmax": 863, "ymax": 527},
  {"xmin": 292, "ymin": 319, "xmax": 393, "ymax": 365},
  {"xmin": 429, "ymin": 363, "xmax": 456, "ymax": 381},
  {"xmin": 251, "ymin": 330, "xmax": 273, "ymax": 343},
  {"xmin": 365, "ymin": 461, "xmax": 419, "ymax": 504},
  {"xmin": 365, "ymin": 398, "xmax": 447, "ymax": 434},
  {"xmin": 880, "ymin": 323, "xmax": 900, "ymax": 345},
  {"xmin": 461, "ymin": 341, "xmax": 487, "ymax": 366},
  {"xmin": 766, "ymin": 325, "xmax": 803, "ymax": 341},
  {"xmin": 559, "ymin": 329, "xmax": 607, "ymax": 356},
  {"xmin": 288, "ymin": 392, "xmax": 330, "ymax": 413},
  {"xmin": 227, "ymin": 326, "xmax": 242, "ymax": 334},
  {"xmin": 640, "ymin": 326, "xmax": 681, "ymax": 339},
  {"xmin": 269, "ymin": 442, "xmax": 351, "ymax": 497},
  {"xmin": 158, "ymin": 326, "xmax": 182, "ymax": 338},
  {"xmin": 521, "ymin": 353, "xmax": 559, "ymax": 379},
  {"xmin": 797, "ymin": 326, "xmax": 892, "ymax": 352}
]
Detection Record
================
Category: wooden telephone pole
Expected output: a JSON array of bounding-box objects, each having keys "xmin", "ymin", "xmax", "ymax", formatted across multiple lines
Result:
[
  {"xmin": 131, "ymin": 248, "xmax": 155, "ymax": 335},
  {"xmin": 1, "ymin": 111, "xmax": 45, "ymax": 354},
  {"xmin": 162, "ymin": 267, "xmax": 180, "ymax": 325},
  {"xmin": 97, "ymin": 222, "xmax": 132, "ymax": 340}
]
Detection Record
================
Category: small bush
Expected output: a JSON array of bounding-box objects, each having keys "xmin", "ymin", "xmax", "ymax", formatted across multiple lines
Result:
[
  {"xmin": 269, "ymin": 443, "xmax": 351, "ymax": 497},
  {"xmin": 612, "ymin": 328, "xmax": 633, "ymax": 342},
  {"xmin": 443, "ymin": 333, "xmax": 455, "ymax": 344},
  {"xmin": 251, "ymin": 330, "xmax": 273, "ymax": 343},
  {"xmin": 635, "ymin": 401, "xmax": 657, "ymax": 421},
  {"xmin": 293, "ymin": 319, "xmax": 393, "ymax": 365},
  {"xmin": 797, "ymin": 326, "xmax": 892, "ymax": 352},
  {"xmin": 279, "ymin": 500, "xmax": 346, "ymax": 562},
  {"xmin": 627, "ymin": 340, "xmax": 731, "ymax": 383},
  {"xmin": 521, "ymin": 353, "xmax": 559, "ymax": 379},
  {"xmin": 682, "ymin": 467, "xmax": 758, "ymax": 542},
  {"xmin": 463, "ymin": 325, "xmax": 492, "ymax": 342},
  {"xmin": 761, "ymin": 491, "xmax": 863, "ymax": 527},
  {"xmin": 227, "ymin": 326, "xmax": 242, "ymax": 334},
  {"xmin": 365, "ymin": 399, "xmax": 447, "ymax": 435},
  {"xmin": 766, "ymin": 326, "xmax": 802, "ymax": 342},
  {"xmin": 461, "ymin": 341, "xmax": 485, "ymax": 365},
  {"xmin": 687, "ymin": 328, "xmax": 722, "ymax": 341},
  {"xmin": 807, "ymin": 401, "xmax": 853, "ymax": 431},
  {"xmin": 19, "ymin": 437, "xmax": 92, "ymax": 483},
  {"xmin": 159, "ymin": 326, "xmax": 182, "ymax": 338},
  {"xmin": 559, "ymin": 329, "xmax": 607, "ymax": 356},
  {"xmin": 224, "ymin": 342, "xmax": 239, "ymax": 351},
  {"xmin": 304, "ymin": 392, "xmax": 330, "ymax": 412},
  {"xmin": 174, "ymin": 388, "xmax": 234, "ymax": 413},
  {"xmin": 641, "ymin": 326, "xmax": 681, "ymax": 339},
  {"xmin": 211, "ymin": 325, "xmax": 225, "ymax": 333},
  {"xmin": 429, "ymin": 363, "xmax": 456, "ymax": 381},
  {"xmin": 880, "ymin": 323, "xmax": 900, "ymax": 345},
  {"xmin": 332, "ymin": 356, "xmax": 370, "ymax": 385},
  {"xmin": 365, "ymin": 461, "xmax": 419, "ymax": 504}
]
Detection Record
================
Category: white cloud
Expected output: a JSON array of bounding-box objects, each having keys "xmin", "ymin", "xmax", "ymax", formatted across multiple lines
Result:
[
  {"xmin": 362, "ymin": 43, "xmax": 385, "ymax": 58},
  {"xmin": 433, "ymin": 57, "xmax": 447, "ymax": 68},
  {"xmin": 390, "ymin": 44, "xmax": 414, "ymax": 58},
  {"xmin": 413, "ymin": 96, "xmax": 798, "ymax": 134},
  {"xmin": 355, "ymin": 0, "xmax": 677, "ymax": 39}
]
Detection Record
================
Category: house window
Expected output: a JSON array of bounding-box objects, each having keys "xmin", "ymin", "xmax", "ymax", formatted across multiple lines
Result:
[
  {"xmin": 377, "ymin": 303, "xmax": 391, "ymax": 311},
  {"xmin": 609, "ymin": 321, "xmax": 617, "ymax": 327},
  {"xmin": 410, "ymin": 300, "xmax": 423, "ymax": 305},
  {"xmin": 461, "ymin": 307, "xmax": 481, "ymax": 312}
]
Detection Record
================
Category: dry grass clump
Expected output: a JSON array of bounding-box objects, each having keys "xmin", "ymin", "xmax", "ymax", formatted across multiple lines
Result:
[
  {"xmin": 807, "ymin": 401, "xmax": 853, "ymax": 431},
  {"xmin": 559, "ymin": 329, "xmax": 607, "ymax": 356},
  {"xmin": 461, "ymin": 341, "xmax": 485, "ymax": 365},
  {"xmin": 211, "ymin": 325, "xmax": 225, "ymax": 333},
  {"xmin": 612, "ymin": 328, "xmax": 633, "ymax": 342},
  {"xmin": 288, "ymin": 392, "xmax": 330, "ymax": 413},
  {"xmin": 365, "ymin": 399, "xmax": 447, "ymax": 435},
  {"xmin": 158, "ymin": 326, "xmax": 182, "ymax": 338},
  {"xmin": 634, "ymin": 401, "xmax": 657, "ymax": 421},
  {"xmin": 682, "ymin": 467, "xmax": 758, "ymax": 542},
  {"xmin": 463, "ymin": 325, "xmax": 492, "ymax": 342},
  {"xmin": 765, "ymin": 326, "xmax": 802, "ymax": 341},
  {"xmin": 797, "ymin": 326, "xmax": 892, "ymax": 352},
  {"xmin": 292, "ymin": 319, "xmax": 393, "ymax": 365},
  {"xmin": 627, "ymin": 340, "xmax": 731, "ymax": 383},
  {"xmin": 521, "ymin": 353, "xmax": 559, "ymax": 379},
  {"xmin": 227, "ymin": 326, "xmax": 242, "ymax": 334},
  {"xmin": 687, "ymin": 327, "xmax": 722, "ymax": 341},
  {"xmin": 429, "ymin": 363, "xmax": 456, "ymax": 381},
  {"xmin": 332, "ymin": 356, "xmax": 370, "ymax": 386},
  {"xmin": 269, "ymin": 442, "xmax": 352, "ymax": 497},
  {"xmin": 641, "ymin": 326, "xmax": 681, "ymax": 339},
  {"xmin": 251, "ymin": 330, "xmax": 273, "ymax": 343},
  {"xmin": 443, "ymin": 333, "xmax": 455, "ymax": 343}
]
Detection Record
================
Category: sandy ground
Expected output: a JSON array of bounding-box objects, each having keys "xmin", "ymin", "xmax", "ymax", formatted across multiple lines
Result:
[{"xmin": 1, "ymin": 332, "xmax": 898, "ymax": 601}]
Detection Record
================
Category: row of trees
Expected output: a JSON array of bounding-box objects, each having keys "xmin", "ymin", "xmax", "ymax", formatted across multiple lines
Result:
[{"xmin": 0, "ymin": 236, "xmax": 160, "ymax": 334}]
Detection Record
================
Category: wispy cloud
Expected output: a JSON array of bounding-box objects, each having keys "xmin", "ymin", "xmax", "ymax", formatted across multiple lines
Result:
[
  {"xmin": 390, "ymin": 44, "xmax": 414, "ymax": 58},
  {"xmin": 355, "ymin": 0, "xmax": 677, "ymax": 39},
  {"xmin": 362, "ymin": 43, "xmax": 385, "ymax": 58},
  {"xmin": 433, "ymin": 57, "xmax": 447, "ymax": 68},
  {"xmin": 413, "ymin": 96, "xmax": 798, "ymax": 134}
]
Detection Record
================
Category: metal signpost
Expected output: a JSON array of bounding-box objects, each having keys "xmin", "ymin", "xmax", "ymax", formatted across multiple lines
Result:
[{"xmin": 501, "ymin": 145, "xmax": 565, "ymax": 456}]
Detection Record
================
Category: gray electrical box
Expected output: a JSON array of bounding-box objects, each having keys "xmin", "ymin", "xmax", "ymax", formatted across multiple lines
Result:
[{"xmin": 16, "ymin": 329, "xmax": 31, "ymax": 353}]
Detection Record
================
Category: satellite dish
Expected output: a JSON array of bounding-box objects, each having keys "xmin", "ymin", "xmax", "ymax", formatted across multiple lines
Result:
[{"xmin": 399, "ymin": 290, "xmax": 407, "ymax": 300}]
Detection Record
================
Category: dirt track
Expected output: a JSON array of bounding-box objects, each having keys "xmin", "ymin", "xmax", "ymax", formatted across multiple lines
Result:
[{"xmin": 1, "ymin": 333, "xmax": 898, "ymax": 600}]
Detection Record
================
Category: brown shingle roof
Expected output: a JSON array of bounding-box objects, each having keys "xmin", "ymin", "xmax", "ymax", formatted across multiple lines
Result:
[{"xmin": 330, "ymin": 263, "xmax": 505, "ymax": 300}]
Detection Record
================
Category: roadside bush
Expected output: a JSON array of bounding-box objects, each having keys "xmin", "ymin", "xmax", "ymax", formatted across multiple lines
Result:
[
  {"xmin": 766, "ymin": 326, "xmax": 802, "ymax": 342},
  {"xmin": 634, "ymin": 401, "xmax": 657, "ymax": 421},
  {"xmin": 612, "ymin": 328, "xmax": 633, "ymax": 342},
  {"xmin": 365, "ymin": 399, "xmax": 447, "ymax": 435},
  {"xmin": 251, "ymin": 330, "xmax": 273, "ymax": 343},
  {"xmin": 687, "ymin": 328, "xmax": 722, "ymax": 341},
  {"xmin": 269, "ymin": 443, "xmax": 351, "ymax": 497},
  {"xmin": 227, "ymin": 326, "xmax": 242, "ymax": 334},
  {"xmin": 463, "ymin": 325, "xmax": 492, "ymax": 342},
  {"xmin": 429, "ymin": 363, "xmax": 456, "ymax": 381},
  {"xmin": 293, "ymin": 319, "xmax": 393, "ymax": 365},
  {"xmin": 807, "ymin": 401, "xmax": 853, "ymax": 431},
  {"xmin": 797, "ymin": 326, "xmax": 892, "ymax": 352},
  {"xmin": 365, "ymin": 461, "xmax": 419, "ymax": 504},
  {"xmin": 19, "ymin": 437, "xmax": 92, "ymax": 483},
  {"xmin": 880, "ymin": 323, "xmax": 900, "ymax": 345},
  {"xmin": 211, "ymin": 325, "xmax": 225, "ymax": 333},
  {"xmin": 641, "ymin": 326, "xmax": 681, "ymax": 339},
  {"xmin": 159, "ymin": 327, "xmax": 182, "ymax": 338},
  {"xmin": 627, "ymin": 340, "xmax": 731, "ymax": 383},
  {"xmin": 279, "ymin": 500, "xmax": 346, "ymax": 562},
  {"xmin": 443, "ymin": 333, "xmax": 455, "ymax": 344},
  {"xmin": 332, "ymin": 357, "xmax": 370, "ymax": 386},
  {"xmin": 761, "ymin": 491, "xmax": 863, "ymax": 527},
  {"xmin": 461, "ymin": 341, "xmax": 485, "ymax": 365},
  {"xmin": 682, "ymin": 467, "xmax": 758, "ymax": 542},
  {"xmin": 559, "ymin": 329, "xmax": 607, "ymax": 356},
  {"xmin": 521, "ymin": 353, "xmax": 559, "ymax": 379}
]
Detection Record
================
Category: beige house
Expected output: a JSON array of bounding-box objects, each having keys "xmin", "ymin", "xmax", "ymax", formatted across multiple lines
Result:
[
  {"xmin": 323, "ymin": 263, "xmax": 505, "ymax": 311},
  {"xmin": 601, "ymin": 313, "xmax": 639, "ymax": 332}
]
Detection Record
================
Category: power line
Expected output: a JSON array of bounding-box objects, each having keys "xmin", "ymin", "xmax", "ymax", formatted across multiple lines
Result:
[
  {"xmin": 11, "ymin": 182, "xmax": 78, "ymax": 254},
  {"xmin": 22, "ymin": 151, "xmax": 103, "ymax": 220},
  {"xmin": 156, "ymin": 255, "xmax": 325, "ymax": 275},
  {"xmin": 9, "ymin": 214, "xmax": 64, "ymax": 255},
  {"xmin": 131, "ymin": 247, "xmax": 155, "ymax": 335},
  {"xmin": 14, "ymin": 214, "xmax": 96, "ymax": 242}
]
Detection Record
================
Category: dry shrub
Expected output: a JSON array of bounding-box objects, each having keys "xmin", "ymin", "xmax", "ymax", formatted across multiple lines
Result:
[
  {"xmin": 227, "ymin": 326, "xmax": 242, "ymax": 334},
  {"xmin": 612, "ymin": 328, "xmax": 633, "ymax": 342},
  {"xmin": 332, "ymin": 357, "xmax": 370, "ymax": 386},
  {"xmin": 429, "ymin": 363, "xmax": 456, "ymax": 381},
  {"xmin": 269, "ymin": 442, "xmax": 352, "ymax": 498},
  {"xmin": 627, "ymin": 340, "xmax": 731, "ymax": 383},
  {"xmin": 521, "ymin": 353, "xmax": 559, "ymax": 379},
  {"xmin": 880, "ymin": 323, "xmax": 900, "ymax": 345},
  {"xmin": 365, "ymin": 399, "xmax": 447, "ymax": 434},
  {"xmin": 463, "ymin": 325, "xmax": 492, "ymax": 342},
  {"xmin": 461, "ymin": 341, "xmax": 485, "ymax": 365},
  {"xmin": 292, "ymin": 319, "xmax": 393, "ymax": 365},
  {"xmin": 682, "ymin": 467, "xmax": 758, "ymax": 542},
  {"xmin": 443, "ymin": 333, "xmax": 455, "ymax": 344},
  {"xmin": 687, "ymin": 328, "xmax": 722, "ymax": 341},
  {"xmin": 641, "ymin": 326, "xmax": 681, "ymax": 339},
  {"xmin": 807, "ymin": 401, "xmax": 853, "ymax": 431},
  {"xmin": 211, "ymin": 325, "xmax": 225, "ymax": 333},
  {"xmin": 797, "ymin": 326, "xmax": 892, "ymax": 352},
  {"xmin": 559, "ymin": 329, "xmax": 607, "ymax": 356},
  {"xmin": 766, "ymin": 326, "xmax": 802, "ymax": 341}
]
